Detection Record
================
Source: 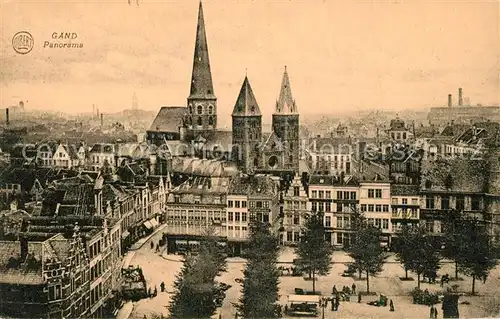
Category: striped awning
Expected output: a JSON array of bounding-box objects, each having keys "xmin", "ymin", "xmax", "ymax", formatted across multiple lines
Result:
[{"xmin": 143, "ymin": 221, "xmax": 153, "ymax": 229}]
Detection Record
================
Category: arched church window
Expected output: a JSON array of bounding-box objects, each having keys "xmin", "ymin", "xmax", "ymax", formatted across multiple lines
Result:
[
  {"xmin": 197, "ymin": 117, "xmax": 202, "ymax": 126},
  {"xmin": 208, "ymin": 105, "xmax": 214, "ymax": 115},
  {"xmin": 188, "ymin": 104, "xmax": 193, "ymax": 114},
  {"xmin": 197, "ymin": 105, "xmax": 203, "ymax": 115},
  {"xmin": 208, "ymin": 116, "xmax": 214, "ymax": 126}
]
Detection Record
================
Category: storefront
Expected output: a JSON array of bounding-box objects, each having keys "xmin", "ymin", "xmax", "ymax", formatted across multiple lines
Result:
[{"xmin": 165, "ymin": 234, "xmax": 227, "ymax": 254}]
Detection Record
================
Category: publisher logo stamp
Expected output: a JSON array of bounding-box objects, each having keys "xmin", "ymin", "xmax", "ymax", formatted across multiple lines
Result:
[{"xmin": 12, "ymin": 31, "xmax": 34, "ymax": 54}]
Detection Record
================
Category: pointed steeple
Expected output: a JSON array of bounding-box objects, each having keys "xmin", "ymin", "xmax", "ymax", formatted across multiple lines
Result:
[
  {"xmin": 232, "ymin": 76, "xmax": 261, "ymax": 117},
  {"xmin": 189, "ymin": 1, "xmax": 215, "ymax": 99},
  {"xmin": 275, "ymin": 66, "xmax": 297, "ymax": 114}
]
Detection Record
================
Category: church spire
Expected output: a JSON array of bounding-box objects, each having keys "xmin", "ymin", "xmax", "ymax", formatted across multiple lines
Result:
[
  {"xmin": 275, "ymin": 66, "xmax": 297, "ymax": 114},
  {"xmin": 232, "ymin": 76, "xmax": 261, "ymax": 117},
  {"xmin": 189, "ymin": 1, "xmax": 214, "ymax": 99}
]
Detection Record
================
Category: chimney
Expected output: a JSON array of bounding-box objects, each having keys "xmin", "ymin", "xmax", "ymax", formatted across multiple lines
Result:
[
  {"xmin": 97, "ymin": 108, "xmax": 100, "ymax": 118},
  {"xmin": 458, "ymin": 88, "xmax": 463, "ymax": 106},
  {"xmin": 5, "ymin": 108, "xmax": 9, "ymax": 125},
  {"xmin": 20, "ymin": 237, "xmax": 28, "ymax": 262},
  {"xmin": 100, "ymin": 113, "xmax": 104, "ymax": 127},
  {"xmin": 448, "ymin": 94, "xmax": 452, "ymax": 107}
]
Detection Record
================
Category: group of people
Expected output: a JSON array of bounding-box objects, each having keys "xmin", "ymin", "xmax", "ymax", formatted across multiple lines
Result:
[{"xmin": 147, "ymin": 281, "xmax": 167, "ymax": 298}]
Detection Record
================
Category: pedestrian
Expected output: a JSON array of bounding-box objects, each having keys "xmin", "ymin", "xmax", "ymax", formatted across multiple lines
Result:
[
  {"xmin": 148, "ymin": 287, "xmax": 152, "ymax": 298},
  {"xmin": 154, "ymin": 286, "xmax": 158, "ymax": 297},
  {"xmin": 143, "ymin": 315, "xmax": 147, "ymax": 319},
  {"xmin": 389, "ymin": 299, "xmax": 395, "ymax": 312},
  {"xmin": 352, "ymin": 283, "xmax": 356, "ymax": 295},
  {"xmin": 433, "ymin": 307, "xmax": 438, "ymax": 318},
  {"xmin": 150, "ymin": 241, "xmax": 154, "ymax": 249},
  {"xmin": 156, "ymin": 244, "xmax": 159, "ymax": 252},
  {"xmin": 332, "ymin": 285, "xmax": 337, "ymax": 295},
  {"xmin": 160, "ymin": 281, "xmax": 165, "ymax": 292},
  {"xmin": 335, "ymin": 297, "xmax": 340, "ymax": 311},
  {"xmin": 284, "ymin": 304, "xmax": 288, "ymax": 314},
  {"xmin": 429, "ymin": 305, "xmax": 435, "ymax": 318},
  {"xmin": 358, "ymin": 292, "xmax": 362, "ymax": 303}
]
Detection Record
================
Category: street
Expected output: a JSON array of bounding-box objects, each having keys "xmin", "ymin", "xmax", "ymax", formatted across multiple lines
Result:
[{"xmin": 123, "ymin": 232, "xmax": 500, "ymax": 319}]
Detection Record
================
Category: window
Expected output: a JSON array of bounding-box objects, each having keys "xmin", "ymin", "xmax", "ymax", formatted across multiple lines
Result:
[
  {"xmin": 382, "ymin": 205, "xmax": 389, "ymax": 212},
  {"xmin": 242, "ymin": 201, "xmax": 247, "ymax": 208},
  {"xmin": 337, "ymin": 217, "xmax": 343, "ymax": 228},
  {"xmin": 456, "ymin": 196, "xmax": 464, "ymax": 211},
  {"xmin": 325, "ymin": 202, "xmax": 331, "ymax": 212},
  {"xmin": 256, "ymin": 201, "xmax": 262, "ymax": 208},
  {"xmin": 361, "ymin": 204, "xmax": 367, "ymax": 212},
  {"xmin": 197, "ymin": 117, "xmax": 202, "ymax": 126},
  {"xmin": 368, "ymin": 189, "xmax": 375, "ymax": 198},
  {"xmin": 375, "ymin": 205, "xmax": 382, "ymax": 212},
  {"xmin": 294, "ymin": 232, "xmax": 300, "ymax": 242},
  {"xmin": 425, "ymin": 196, "xmax": 435, "ymax": 209},
  {"xmin": 293, "ymin": 214, "xmax": 300, "ymax": 225},
  {"xmin": 344, "ymin": 191, "xmax": 349, "ymax": 200},
  {"xmin": 208, "ymin": 105, "xmax": 213, "ymax": 114},
  {"xmin": 197, "ymin": 105, "xmax": 203, "ymax": 114},
  {"xmin": 208, "ymin": 117, "xmax": 214, "ymax": 125},
  {"xmin": 319, "ymin": 191, "xmax": 324, "ymax": 199},
  {"xmin": 375, "ymin": 218, "xmax": 381, "ymax": 228},
  {"xmin": 350, "ymin": 192, "xmax": 356, "ymax": 200},
  {"xmin": 382, "ymin": 219, "xmax": 389, "ymax": 229},
  {"xmin": 402, "ymin": 198, "xmax": 408, "ymax": 205},
  {"xmin": 325, "ymin": 216, "xmax": 331, "ymax": 227},
  {"xmin": 336, "ymin": 202, "xmax": 342, "ymax": 212},
  {"xmin": 228, "ymin": 200, "xmax": 233, "ymax": 208},
  {"xmin": 368, "ymin": 204, "xmax": 374, "ymax": 212},
  {"xmin": 441, "ymin": 196, "xmax": 450, "ymax": 210},
  {"xmin": 235, "ymin": 212, "xmax": 240, "ymax": 222},
  {"xmin": 312, "ymin": 202, "xmax": 317, "ymax": 212},
  {"xmin": 228, "ymin": 212, "xmax": 233, "ymax": 222},
  {"xmin": 263, "ymin": 213, "xmax": 269, "ymax": 223},
  {"xmin": 293, "ymin": 187, "xmax": 300, "ymax": 196},
  {"xmin": 263, "ymin": 201, "xmax": 269, "ymax": 208},
  {"xmin": 287, "ymin": 231, "xmax": 293, "ymax": 242},
  {"xmin": 337, "ymin": 191, "xmax": 342, "ymax": 199},
  {"xmin": 312, "ymin": 190, "xmax": 317, "ymax": 198},
  {"xmin": 411, "ymin": 198, "xmax": 418, "ymax": 205},
  {"xmin": 326, "ymin": 191, "xmax": 331, "ymax": 199},
  {"xmin": 471, "ymin": 197, "xmax": 481, "ymax": 211},
  {"xmin": 337, "ymin": 233, "xmax": 343, "ymax": 244},
  {"xmin": 242, "ymin": 212, "xmax": 247, "ymax": 222},
  {"xmin": 375, "ymin": 189, "xmax": 382, "ymax": 198},
  {"xmin": 235, "ymin": 201, "xmax": 240, "ymax": 208}
]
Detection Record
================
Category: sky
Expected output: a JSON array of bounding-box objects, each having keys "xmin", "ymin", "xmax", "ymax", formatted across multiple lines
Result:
[{"xmin": 0, "ymin": 0, "xmax": 499, "ymax": 128}]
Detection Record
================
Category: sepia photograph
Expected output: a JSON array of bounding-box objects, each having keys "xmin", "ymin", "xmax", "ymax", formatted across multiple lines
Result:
[{"xmin": 0, "ymin": 0, "xmax": 499, "ymax": 318}]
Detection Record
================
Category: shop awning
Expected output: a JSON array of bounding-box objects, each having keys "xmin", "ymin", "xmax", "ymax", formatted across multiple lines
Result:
[
  {"xmin": 143, "ymin": 221, "xmax": 153, "ymax": 229},
  {"xmin": 121, "ymin": 230, "xmax": 130, "ymax": 239},
  {"xmin": 150, "ymin": 218, "xmax": 159, "ymax": 228}
]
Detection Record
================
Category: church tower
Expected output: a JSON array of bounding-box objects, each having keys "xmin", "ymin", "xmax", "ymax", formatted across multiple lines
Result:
[
  {"xmin": 186, "ymin": 1, "xmax": 217, "ymax": 134},
  {"xmin": 272, "ymin": 67, "xmax": 300, "ymax": 173},
  {"xmin": 232, "ymin": 76, "xmax": 262, "ymax": 173}
]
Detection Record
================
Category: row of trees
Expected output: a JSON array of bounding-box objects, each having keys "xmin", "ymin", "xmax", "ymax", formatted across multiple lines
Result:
[
  {"xmin": 394, "ymin": 212, "xmax": 497, "ymax": 294},
  {"xmin": 168, "ymin": 228, "xmax": 228, "ymax": 318}
]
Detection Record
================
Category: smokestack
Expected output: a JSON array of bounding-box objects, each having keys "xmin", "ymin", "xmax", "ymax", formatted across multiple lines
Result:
[
  {"xmin": 100, "ymin": 113, "xmax": 103, "ymax": 127},
  {"xmin": 448, "ymin": 94, "xmax": 452, "ymax": 107},
  {"xmin": 97, "ymin": 108, "xmax": 100, "ymax": 118},
  {"xmin": 458, "ymin": 88, "xmax": 463, "ymax": 106},
  {"xmin": 5, "ymin": 108, "xmax": 9, "ymax": 125}
]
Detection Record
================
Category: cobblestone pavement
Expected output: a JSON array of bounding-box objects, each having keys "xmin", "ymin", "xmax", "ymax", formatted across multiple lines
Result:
[{"xmin": 125, "ymin": 239, "xmax": 500, "ymax": 319}]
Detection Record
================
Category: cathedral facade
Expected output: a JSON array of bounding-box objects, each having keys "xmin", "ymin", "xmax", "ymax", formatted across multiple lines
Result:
[{"xmin": 147, "ymin": 1, "xmax": 300, "ymax": 175}]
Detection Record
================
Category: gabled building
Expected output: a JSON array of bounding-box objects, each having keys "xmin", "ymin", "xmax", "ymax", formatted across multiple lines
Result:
[{"xmin": 282, "ymin": 174, "xmax": 309, "ymax": 246}]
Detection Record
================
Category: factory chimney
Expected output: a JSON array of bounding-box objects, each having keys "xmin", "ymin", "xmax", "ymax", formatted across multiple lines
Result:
[
  {"xmin": 448, "ymin": 94, "xmax": 452, "ymax": 107},
  {"xmin": 100, "ymin": 113, "xmax": 104, "ymax": 127},
  {"xmin": 5, "ymin": 108, "xmax": 9, "ymax": 125},
  {"xmin": 458, "ymin": 88, "xmax": 463, "ymax": 106}
]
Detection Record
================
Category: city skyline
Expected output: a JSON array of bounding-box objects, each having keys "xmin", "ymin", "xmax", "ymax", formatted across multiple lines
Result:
[{"xmin": 1, "ymin": 0, "xmax": 498, "ymax": 128}]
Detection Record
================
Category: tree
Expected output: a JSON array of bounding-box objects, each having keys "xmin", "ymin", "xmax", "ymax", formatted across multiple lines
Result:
[
  {"xmin": 456, "ymin": 217, "xmax": 497, "ymax": 295},
  {"xmin": 168, "ymin": 227, "xmax": 229, "ymax": 319},
  {"xmin": 295, "ymin": 212, "xmax": 333, "ymax": 293},
  {"xmin": 405, "ymin": 225, "xmax": 441, "ymax": 289},
  {"xmin": 442, "ymin": 210, "xmax": 465, "ymax": 280},
  {"xmin": 236, "ymin": 221, "xmax": 281, "ymax": 318},
  {"xmin": 347, "ymin": 218, "xmax": 387, "ymax": 293},
  {"xmin": 394, "ymin": 223, "xmax": 417, "ymax": 279}
]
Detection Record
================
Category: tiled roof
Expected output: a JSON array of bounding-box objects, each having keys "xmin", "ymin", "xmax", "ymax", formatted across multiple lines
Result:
[
  {"xmin": 309, "ymin": 175, "xmax": 336, "ymax": 186},
  {"xmin": 62, "ymin": 144, "xmax": 79, "ymax": 160},
  {"xmin": 148, "ymin": 107, "xmax": 186, "ymax": 132},
  {"xmin": 0, "ymin": 167, "xmax": 55, "ymax": 191},
  {"xmin": 420, "ymin": 157, "xmax": 487, "ymax": 193},
  {"xmin": 171, "ymin": 158, "xmax": 236, "ymax": 177},
  {"xmin": 201, "ymin": 130, "xmax": 233, "ymax": 151},
  {"xmin": 440, "ymin": 124, "xmax": 470, "ymax": 137},
  {"xmin": 170, "ymin": 176, "xmax": 230, "ymax": 196},
  {"xmin": 228, "ymin": 174, "xmax": 279, "ymax": 197},
  {"xmin": 391, "ymin": 185, "xmax": 419, "ymax": 196},
  {"xmin": 89, "ymin": 143, "xmax": 115, "ymax": 154},
  {"xmin": 0, "ymin": 241, "xmax": 46, "ymax": 285}
]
